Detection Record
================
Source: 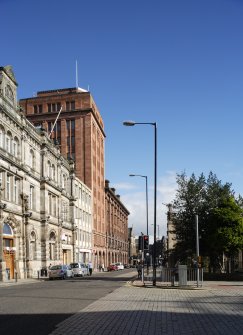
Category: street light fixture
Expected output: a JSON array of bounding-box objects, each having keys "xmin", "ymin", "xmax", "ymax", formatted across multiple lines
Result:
[
  {"xmin": 123, "ymin": 120, "xmax": 157, "ymax": 286},
  {"xmin": 129, "ymin": 174, "xmax": 148, "ymax": 236}
]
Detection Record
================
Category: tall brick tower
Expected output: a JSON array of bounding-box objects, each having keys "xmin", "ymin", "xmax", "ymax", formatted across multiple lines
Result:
[{"xmin": 19, "ymin": 88, "xmax": 106, "ymax": 267}]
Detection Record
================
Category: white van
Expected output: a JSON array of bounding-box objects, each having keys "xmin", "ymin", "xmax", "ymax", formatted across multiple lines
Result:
[{"xmin": 70, "ymin": 263, "xmax": 88, "ymax": 277}]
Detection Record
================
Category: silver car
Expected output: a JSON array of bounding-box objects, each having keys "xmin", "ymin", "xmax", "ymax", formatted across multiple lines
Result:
[
  {"xmin": 49, "ymin": 265, "xmax": 74, "ymax": 280},
  {"xmin": 70, "ymin": 262, "xmax": 88, "ymax": 277}
]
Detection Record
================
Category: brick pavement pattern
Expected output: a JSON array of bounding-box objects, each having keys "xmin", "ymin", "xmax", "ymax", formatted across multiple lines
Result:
[{"xmin": 49, "ymin": 283, "xmax": 243, "ymax": 335}]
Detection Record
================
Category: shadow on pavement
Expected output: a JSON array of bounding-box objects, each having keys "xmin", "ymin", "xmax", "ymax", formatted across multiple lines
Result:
[
  {"xmin": 1, "ymin": 309, "xmax": 242, "ymax": 335},
  {"xmin": 0, "ymin": 313, "xmax": 72, "ymax": 335}
]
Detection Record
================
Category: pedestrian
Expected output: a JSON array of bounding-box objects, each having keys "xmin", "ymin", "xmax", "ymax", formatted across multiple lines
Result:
[
  {"xmin": 137, "ymin": 262, "xmax": 142, "ymax": 279},
  {"xmin": 88, "ymin": 261, "xmax": 93, "ymax": 276},
  {"xmin": 102, "ymin": 263, "xmax": 105, "ymax": 272}
]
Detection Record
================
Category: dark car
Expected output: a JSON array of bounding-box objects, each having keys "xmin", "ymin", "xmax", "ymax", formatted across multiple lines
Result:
[{"xmin": 107, "ymin": 264, "xmax": 118, "ymax": 271}]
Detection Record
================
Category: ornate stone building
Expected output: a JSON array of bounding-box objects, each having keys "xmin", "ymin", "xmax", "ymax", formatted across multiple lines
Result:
[{"xmin": 0, "ymin": 65, "xmax": 92, "ymax": 281}]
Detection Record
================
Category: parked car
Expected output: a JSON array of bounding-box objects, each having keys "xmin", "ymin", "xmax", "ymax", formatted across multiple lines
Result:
[
  {"xmin": 70, "ymin": 262, "xmax": 88, "ymax": 277},
  {"xmin": 107, "ymin": 264, "xmax": 118, "ymax": 271},
  {"xmin": 49, "ymin": 265, "xmax": 73, "ymax": 280},
  {"xmin": 115, "ymin": 262, "xmax": 124, "ymax": 270}
]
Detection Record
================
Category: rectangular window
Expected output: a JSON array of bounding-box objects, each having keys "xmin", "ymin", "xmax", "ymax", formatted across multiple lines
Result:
[
  {"xmin": 52, "ymin": 195, "xmax": 56, "ymax": 216},
  {"xmin": 34, "ymin": 105, "xmax": 42, "ymax": 114},
  {"xmin": 29, "ymin": 185, "xmax": 34, "ymax": 209},
  {"xmin": 64, "ymin": 202, "xmax": 68, "ymax": 221},
  {"xmin": 6, "ymin": 136, "xmax": 10, "ymax": 153},
  {"xmin": 0, "ymin": 129, "xmax": 3, "ymax": 148},
  {"xmin": 71, "ymin": 120, "xmax": 75, "ymax": 132},
  {"xmin": 71, "ymin": 136, "xmax": 75, "ymax": 147},
  {"xmin": 13, "ymin": 141, "xmax": 17, "ymax": 157},
  {"xmin": 49, "ymin": 243, "xmax": 55, "ymax": 260},
  {"xmin": 48, "ymin": 122, "xmax": 52, "ymax": 133},
  {"xmin": 6, "ymin": 175, "xmax": 11, "ymax": 201},
  {"xmin": 57, "ymin": 102, "xmax": 61, "ymax": 111},
  {"xmin": 13, "ymin": 177, "xmax": 19, "ymax": 204},
  {"xmin": 66, "ymin": 120, "xmax": 70, "ymax": 134},
  {"xmin": 66, "ymin": 101, "xmax": 75, "ymax": 110},
  {"xmin": 48, "ymin": 104, "xmax": 51, "ymax": 113},
  {"xmin": 71, "ymin": 101, "xmax": 75, "ymax": 110},
  {"xmin": 48, "ymin": 193, "xmax": 52, "ymax": 214},
  {"xmin": 57, "ymin": 121, "xmax": 61, "ymax": 132}
]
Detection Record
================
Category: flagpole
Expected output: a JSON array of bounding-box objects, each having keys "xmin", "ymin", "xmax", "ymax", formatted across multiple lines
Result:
[{"xmin": 49, "ymin": 106, "xmax": 62, "ymax": 138}]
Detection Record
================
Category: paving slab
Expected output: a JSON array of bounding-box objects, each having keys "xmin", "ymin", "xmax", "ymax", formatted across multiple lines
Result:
[{"xmin": 49, "ymin": 281, "xmax": 243, "ymax": 335}]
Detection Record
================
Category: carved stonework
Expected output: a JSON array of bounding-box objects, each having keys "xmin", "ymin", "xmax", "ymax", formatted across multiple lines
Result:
[
  {"xmin": 21, "ymin": 193, "xmax": 29, "ymax": 211},
  {"xmin": 28, "ymin": 225, "xmax": 38, "ymax": 241},
  {"xmin": 4, "ymin": 213, "xmax": 21, "ymax": 234}
]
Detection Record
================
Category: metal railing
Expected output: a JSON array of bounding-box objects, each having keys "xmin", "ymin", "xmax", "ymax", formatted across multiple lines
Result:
[{"xmin": 143, "ymin": 266, "xmax": 203, "ymax": 287}]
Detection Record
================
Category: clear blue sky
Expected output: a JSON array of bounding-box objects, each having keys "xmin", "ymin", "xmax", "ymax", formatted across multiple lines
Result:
[{"xmin": 2, "ymin": 0, "xmax": 243, "ymax": 239}]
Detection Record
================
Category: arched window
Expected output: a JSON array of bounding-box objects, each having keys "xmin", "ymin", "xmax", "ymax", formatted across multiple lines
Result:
[
  {"xmin": 3, "ymin": 223, "xmax": 13, "ymax": 236},
  {"xmin": 49, "ymin": 232, "xmax": 56, "ymax": 261},
  {"xmin": 62, "ymin": 174, "xmax": 66, "ymax": 189},
  {"xmin": 6, "ymin": 131, "xmax": 12, "ymax": 154},
  {"xmin": 29, "ymin": 149, "xmax": 35, "ymax": 168},
  {"xmin": 3, "ymin": 223, "xmax": 14, "ymax": 249},
  {"xmin": 12, "ymin": 136, "xmax": 19, "ymax": 158},
  {"xmin": 5, "ymin": 85, "xmax": 14, "ymax": 101},
  {"xmin": 51, "ymin": 164, "xmax": 55, "ymax": 181},
  {"xmin": 47, "ymin": 161, "xmax": 51, "ymax": 178}
]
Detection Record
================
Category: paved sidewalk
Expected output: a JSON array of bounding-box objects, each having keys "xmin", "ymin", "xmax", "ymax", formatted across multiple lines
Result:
[
  {"xmin": 0, "ymin": 278, "xmax": 43, "ymax": 287},
  {"xmin": 49, "ymin": 281, "xmax": 243, "ymax": 335}
]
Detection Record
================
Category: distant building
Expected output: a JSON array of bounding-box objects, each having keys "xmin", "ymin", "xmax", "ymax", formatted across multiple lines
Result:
[
  {"xmin": 128, "ymin": 227, "xmax": 136, "ymax": 265},
  {"xmin": 105, "ymin": 180, "xmax": 129, "ymax": 267}
]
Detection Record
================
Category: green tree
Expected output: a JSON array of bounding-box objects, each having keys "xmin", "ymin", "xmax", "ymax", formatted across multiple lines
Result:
[
  {"xmin": 172, "ymin": 171, "xmax": 243, "ymax": 271},
  {"xmin": 206, "ymin": 196, "xmax": 243, "ymax": 268}
]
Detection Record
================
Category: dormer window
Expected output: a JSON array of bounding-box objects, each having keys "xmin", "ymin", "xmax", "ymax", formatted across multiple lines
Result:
[{"xmin": 5, "ymin": 85, "xmax": 14, "ymax": 102}]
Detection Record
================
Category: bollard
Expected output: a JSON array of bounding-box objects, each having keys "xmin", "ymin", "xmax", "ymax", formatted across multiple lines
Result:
[{"xmin": 171, "ymin": 274, "xmax": 175, "ymax": 286}]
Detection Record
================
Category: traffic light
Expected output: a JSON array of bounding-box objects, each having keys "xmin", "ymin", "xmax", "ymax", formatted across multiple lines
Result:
[
  {"xmin": 138, "ymin": 235, "xmax": 144, "ymax": 250},
  {"xmin": 143, "ymin": 235, "xmax": 149, "ymax": 250}
]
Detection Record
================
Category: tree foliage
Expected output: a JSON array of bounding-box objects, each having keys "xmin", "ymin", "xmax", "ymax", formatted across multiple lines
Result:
[{"xmin": 172, "ymin": 171, "xmax": 243, "ymax": 266}]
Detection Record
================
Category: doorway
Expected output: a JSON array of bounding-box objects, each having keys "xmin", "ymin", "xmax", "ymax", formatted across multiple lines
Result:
[{"xmin": 3, "ymin": 223, "xmax": 15, "ymax": 279}]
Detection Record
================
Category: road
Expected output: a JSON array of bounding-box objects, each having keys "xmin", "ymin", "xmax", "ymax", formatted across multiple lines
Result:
[{"xmin": 0, "ymin": 269, "xmax": 137, "ymax": 335}]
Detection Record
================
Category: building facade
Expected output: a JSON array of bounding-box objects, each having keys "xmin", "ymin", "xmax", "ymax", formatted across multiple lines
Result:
[
  {"xmin": 20, "ymin": 87, "xmax": 106, "ymax": 267},
  {"xmin": 128, "ymin": 227, "xmax": 137, "ymax": 265},
  {"xmin": 105, "ymin": 180, "xmax": 129, "ymax": 268},
  {"xmin": 0, "ymin": 66, "xmax": 92, "ymax": 281},
  {"xmin": 20, "ymin": 85, "xmax": 130, "ymax": 268}
]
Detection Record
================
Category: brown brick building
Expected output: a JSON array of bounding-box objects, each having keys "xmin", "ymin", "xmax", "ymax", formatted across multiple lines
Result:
[
  {"xmin": 19, "ymin": 88, "xmax": 108, "ymax": 268},
  {"xmin": 105, "ymin": 180, "xmax": 130, "ymax": 266}
]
